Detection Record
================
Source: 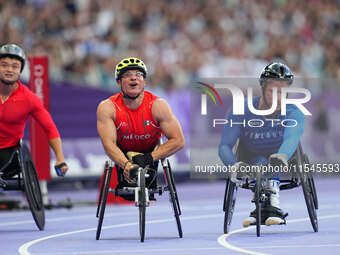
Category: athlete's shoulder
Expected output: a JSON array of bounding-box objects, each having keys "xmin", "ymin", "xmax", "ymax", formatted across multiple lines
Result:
[
  {"xmin": 243, "ymin": 96, "xmax": 260, "ymax": 114},
  {"xmin": 17, "ymin": 81, "xmax": 43, "ymax": 106},
  {"xmin": 109, "ymin": 92, "xmax": 122, "ymax": 103},
  {"xmin": 286, "ymin": 104, "xmax": 305, "ymax": 120},
  {"xmin": 144, "ymin": 91, "xmax": 158, "ymax": 100}
]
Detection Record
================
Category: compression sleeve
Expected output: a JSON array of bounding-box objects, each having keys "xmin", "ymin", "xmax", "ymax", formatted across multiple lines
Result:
[
  {"xmin": 29, "ymin": 92, "xmax": 60, "ymax": 140},
  {"xmin": 218, "ymin": 109, "xmax": 241, "ymax": 166},
  {"xmin": 278, "ymin": 108, "xmax": 305, "ymax": 159}
]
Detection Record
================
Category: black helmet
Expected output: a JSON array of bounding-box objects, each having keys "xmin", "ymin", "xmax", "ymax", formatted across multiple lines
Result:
[
  {"xmin": 259, "ymin": 62, "xmax": 294, "ymax": 86},
  {"xmin": 0, "ymin": 44, "xmax": 26, "ymax": 72}
]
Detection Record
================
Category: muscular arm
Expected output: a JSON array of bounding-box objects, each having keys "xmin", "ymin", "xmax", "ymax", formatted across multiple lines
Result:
[
  {"xmin": 278, "ymin": 108, "xmax": 305, "ymax": 159},
  {"xmin": 30, "ymin": 93, "xmax": 68, "ymax": 173},
  {"xmin": 151, "ymin": 98, "xmax": 185, "ymax": 161},
  {"xmin": 97, "ymin": 99, "xmax": 129, "ymax": 168},
  {"xmin": 218, "ymin": 109, "xmax": 240, "ymax": 166}
]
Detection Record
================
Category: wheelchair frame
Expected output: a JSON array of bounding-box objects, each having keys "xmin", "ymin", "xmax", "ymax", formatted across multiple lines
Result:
[
  {"xmin": 0, "ymin": 141, "xmax": 45, "ymax": 230},
  {"xmin": 223, "ymin": 141, "xmax": 318, "ymax": 237},
  {"xmin": 96, "ymin": 158, "xmax": 183, "ymax": 242}
]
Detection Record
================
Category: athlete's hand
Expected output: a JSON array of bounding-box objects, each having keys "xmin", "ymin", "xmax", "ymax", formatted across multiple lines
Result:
[
  {"xmin": 54, "ymin": 162, "xmax": 68, "ymax": 177},
  {"xmin": 269, "ymin": 153, "xmax": 288, "ymax": 167},
  {"xmin": 127, "ymin": 151, "xmax": 154, "ymax": 168},
  {"xmin": 230, "ymin": 161, "xmax": 252, "ymax": 183},
  {"xmin": 123, "ymin": 161, "xmax": 139, "ymax": 183}
]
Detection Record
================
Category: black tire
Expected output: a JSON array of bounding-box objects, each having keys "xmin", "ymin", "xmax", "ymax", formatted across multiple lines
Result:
[
  {"xmin": 164, "ymin": 163, "xmax": 183, "ymax": 238},
  {"xmin": 139, "ymin": 169, "xmax": 146, "ymax": 242},
  {"xmin": 309, "ymin": 174, "xmax": 318, "ymax": 210},
  {"xmin": 299, "ymin": 169, "xmax": 318, "ymax": 232},
  {"xmin": 223, "ymin": 178, "xmax": 237, "ymax": 234},
  {"xmin": 255, "ymin": 170, "xmax": 262, "ymax": 237},
  {"xmin": 20, "ymin": 145, "xmax": 45, "ymax": 231},
  {"xmin": 167, "ymin": 160, "xmax": 182, "ymax": 215},
  {"xmin": 304, "ymin": 154, "xmax": 318, "ymax": 209},
  {"xmin": 96, "ymin": 163, "xmax": 108, "ymax": 218},
  {"xmin": 96, "ymin": 166, "xmax": 113, "ymax": 240}
]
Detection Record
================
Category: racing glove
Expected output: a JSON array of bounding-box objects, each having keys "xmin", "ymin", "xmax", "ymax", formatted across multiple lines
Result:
[
  {"xmin": 127, "ymin": 151, "xmax": 154, "ymax": 168},
  {"xmin": 230, "ymin": 161, "xmax": 252, "ymax": 183},
  {"xmin": 269, "ymin": 153, "xmax": 288, "ymax": 167}
]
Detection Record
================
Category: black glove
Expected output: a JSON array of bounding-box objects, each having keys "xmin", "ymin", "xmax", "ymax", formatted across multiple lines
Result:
[
  {"xmin": 127, "ymin": 151, "xmax": 154, "ymax": 168},
  {"xmin": 54, "ymin": 162, "xmax": 67, "ymax": 177},
  {"xmin": 269, "ymin": 153, "xmax": 288, "ymax": 167},
  {"xmin": 230, "ymin": 161, "xmax": 252, "ymax": 183}
]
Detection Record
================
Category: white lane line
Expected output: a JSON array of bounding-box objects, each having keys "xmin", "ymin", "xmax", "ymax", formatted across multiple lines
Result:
[
  {"xmin": 241, "ymin": 244, "xmax": 340, "ymax": 249},
  {"xmin": 1, "ymin": 203, "xmax": 227, "ymax": 227},
  {"xmin": 0, "ymin": 211, "xmax": 138, "ymax": 227},
  {"xmin": 18, "ymin": 213, "xmax": 223, "ymax": 255},
  {"xmin": 21, "ymin": 247, "xmax": 225, "ymax": 255},
  {"xmin": 218, "ymin": 214, "xmax": 340, "ymax": 255}
]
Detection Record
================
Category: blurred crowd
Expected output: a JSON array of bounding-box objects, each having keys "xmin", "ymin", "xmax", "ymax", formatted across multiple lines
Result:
[{"xmin": 1, "ymin": 0, "xmax": 339, "ymax": 90}]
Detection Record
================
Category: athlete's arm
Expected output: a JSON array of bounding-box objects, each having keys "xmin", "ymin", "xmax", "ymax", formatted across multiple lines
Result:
[
  {"xmin": 278, "ymin": 108, "xmax": 305, "ymax": 159},
  {"xmin": 29, "ymin": 92, "xmax": 68, "ymax": 173},
  {"xmin": 151, "ymin": 98, "xmax": 185, "ymax": 161},
  {"xmin": 97, "ymin": 99, "xmax": 130, "ymax": 170},
  {"xmin": 218, "ymin": 109, "xmax": 241, "ymax": 166}
]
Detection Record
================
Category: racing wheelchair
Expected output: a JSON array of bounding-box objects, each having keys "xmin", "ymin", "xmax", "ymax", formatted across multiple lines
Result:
[
  {"xmin": 0, "ymin": 140, "xmax": 45, "ymax": 230},
  {"xmin": 223, "ymin": 141, "xmax": 318, "ymax": 237},
  {"xmin": 96, "ymin": 158, "xmax": 183, "ymax": 242}
]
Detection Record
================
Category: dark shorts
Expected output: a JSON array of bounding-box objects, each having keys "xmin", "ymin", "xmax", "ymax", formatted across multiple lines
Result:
[{"xmin": 0, "ymin": 146, "xmax": 20, "ymax": 178}]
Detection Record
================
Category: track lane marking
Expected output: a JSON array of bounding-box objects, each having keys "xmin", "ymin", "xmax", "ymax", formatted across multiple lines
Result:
[{"xmin": 218, "ymin": 214, "xmax": 340, "ymax": 255}]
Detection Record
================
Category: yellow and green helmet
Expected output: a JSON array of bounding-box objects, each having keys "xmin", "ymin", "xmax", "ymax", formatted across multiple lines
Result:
[{"xmin": 114, "ymin": 57, "xmax": 148, "ymax": 81}]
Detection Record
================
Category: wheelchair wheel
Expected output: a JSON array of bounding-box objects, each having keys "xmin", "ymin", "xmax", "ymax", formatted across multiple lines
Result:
[
  {"xmin": 255, "ymin": 170, "xmax": 262, "ymax": 237},
  {"xmin": 164, "ymin": 160, "xmax": 183, "ymax": 238},
  {"xmin": 223, "ymin": 178, "xmax": 237, "ymax": 234},
  {"xmin": 299, "ymin": 169, "xmax": 318, "ymax": 232},
  {"xmin": 96, "ymin": 162, "xmax": 109, "ymax": 218},
  {"xmin": 304, "ymin": 154, "xmax": 318, "ymax": 209},
  {"xmin": 20, "ymin": 145, "xmax": 45, "ymax": 231},
  {"xmin": 138, "ymin": 169, "xmax": 146, "ymax": 242},
  {"xmin": 96, "ymin": 165, "xmax": 113, "ymax": 240}
]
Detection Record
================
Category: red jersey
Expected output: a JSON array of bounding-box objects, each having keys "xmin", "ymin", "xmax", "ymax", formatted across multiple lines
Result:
[
  {"xmin": 0, "ymin": 81, "xmax": 60, "ymax": 149},
  {"xmin": 110, "ymin": 91, "xmax": 162, "ymax": 154}
]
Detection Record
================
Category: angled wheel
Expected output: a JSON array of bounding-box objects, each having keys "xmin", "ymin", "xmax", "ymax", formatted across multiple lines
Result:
[
  {"xmin": 164, "ymin": 160, "xmax": 183, "ymax": 238},
  {"xmin": 223, "ymin": 178, "xmax": 237, "ymax": 234},
  {"xmin": 20, "ymin": 144, "xmax": 45, "ymax": 231},
  {"xmin": 96, "ymin": 162, "xmax": 109, "ymax": 218},
  {"xmin": 298, "ymin": 168, "xmax": 318, "ymax": 232},
  {"xmin": 138, "ymin": 168, "xmax": 146, "ymax": 242},
  {"xmin": 255, "ymin": 170, "xmax": 262, "ymax": 237},
  {"xmin": 96, "ymin": 165, "xmax": 113, "ymax": 240},
  {"xmin": 304, "ymin": 154, "xmax": 318, "ymax": 209}
]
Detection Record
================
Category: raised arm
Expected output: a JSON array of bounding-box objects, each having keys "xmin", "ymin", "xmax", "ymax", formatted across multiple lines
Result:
[{"xmin": 151, "ymin": 98, "xmax": 185, "ymax": 161}]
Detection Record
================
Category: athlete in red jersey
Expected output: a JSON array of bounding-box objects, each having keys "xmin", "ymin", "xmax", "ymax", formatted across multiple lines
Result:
[
  {"xmin": 97, "ymin": 57, "xmax": 185, "ymax": 202},
  {"xmin": 0, "ymin": 44, "xmax": 68, "ymax": 179}
]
